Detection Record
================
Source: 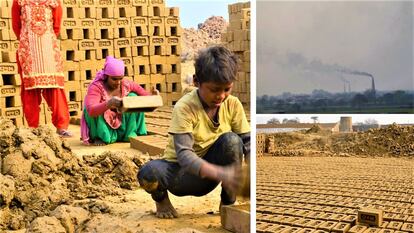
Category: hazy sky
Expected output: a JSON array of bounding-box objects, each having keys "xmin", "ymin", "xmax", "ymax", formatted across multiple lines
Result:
[
  {"xmin": 257, "ymin": 1, "xmax": 414, "ymax": 96},
  {"xmin": 166, "ymin": 0, "xmax": 245, "ymax": 28},
  {"xmin": 257, "ymin": 114, "xmax": 414, "ymax": 125}
]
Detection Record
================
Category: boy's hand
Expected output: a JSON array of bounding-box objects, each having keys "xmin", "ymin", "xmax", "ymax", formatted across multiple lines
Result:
[
  {"xmin": 217, "ymin": 164, "xmax": 242, "ymax": 193},
  {"xmin": 107, "ymin": 96, "xmax": 122, "ymax": 109}
]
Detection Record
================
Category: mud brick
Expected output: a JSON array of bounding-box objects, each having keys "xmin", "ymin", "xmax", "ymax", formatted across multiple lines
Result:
[
  {"xmin": 407, "ymin": 216, "xmax": 414, "ymax": 223},
  {"xmin": 393, "ymin": 214, "xmax": 409, "ymax": 222},
  {"xmin": 132, "ymin": 46, "xmax": 149, "ymax": 57},
  {"xmin": 67, "ymin": 101, "xmax": 81, "ymax": 112},
  {"xmin": 123, "ymin": 65, "xmax": 134, "ymax": 77},
  {"xmin": 96, "ymin": 6, "xmax": 114, "ymax": 19},
  {"xmin": 0, "ymin": 19, "xmax": 9, "ymax": 31},
  {"xmin": 80, "ymin": 80, "xmax": 92, "ymax": 91},
  {"xmin": 401, "ymin": 223, "xmax": 414, "ymax": 232},
  {"xmin": 305, "ymin": 220, "xmax": 325, "ymax": 229},
  {"xmin": 66, "ymin": 89, "xmax": 82, "ymax": 102},
  {"xmin": 165, "ymin": 7, "xmax": 179, "ymax": 17},
  {"xmin": 0, "ymin": 41, "xmax": 11, "ymax": 51},
  {"xmin": 114, "ymin": 6, "xmax": 135, "ymax": 18},
  {"xmin": 0, "ymin": 74, "xmax": 20, "ymax": 86},
  {"xmin": 132, "ymin": 35, "xmax": 149, "ymax": 47},
  {"xmin": 132, "ymin": 0, "xmax": 148, "ymax": 6},
  {"xmin": 149, "ymin": 74, "xmax": 165, "ymax": 83},
  {"xmin": 131, "ymin": 17, "xmax": 148, "ymax": 36},
  {"xmin": 166, "ymin": 82, "xmax": 181, "ymax": 93},
  {"xmin": 0, "ymin": 86, "xmax": 19, "ymax": 97},
  {"xmin": 78, "ymin": 6, "xmax": 97, "ymax": 19},
  {"xmin": 130, "ymin": 135, "xmax": 167, "ymax": 156},
  {"xmin": 65, "ymin": 80, "xmax": 81, "ymax": 90},
  {"xmin": 166, "ymin": 92, "xmax": 181, "ymax": 105},
  {"xmin": 80, "ymin": 61, "xmax": 99, "ymax": 80},
  {"xmin": 0, "ymin": 6, "xmax": 11, "ymax": 18},
  {"xmin": 166, "ymin": 74, "xmax": 180, "ymax": 83},
  {"xmin": 95, "ymin": 25, "xmax": 114, "ymax": 41},
  {"xmin": 79, "ymin": 0, "xmax": 95, "ymax": 6},
  {"xmin": 0, "ymin": 106, "xmax": 22, "ymax": 118},
  {"xmin": 220, "ymin": 204, "xmax": 249, "ymax": 233},
  {"xmin": 0, "ymin": 63, "xmax": 17, "ymax": 75},
  {"xmin": 379, "ymin": 229, "xmax": 395, "ymax": 233},
  {"xmin": 342, "ymin": 215, "xmax": 357, "ymax": 224},
  {"xmin": 133, "ymin": 57, "xmax": 150, "ymax": 75},
  {"xmin": 121, "ymin": 95, "xmax": 163, "ymax": 112},
  {"xmin": 0, "ymin": 51, "xmax": 15, "ymax": 66},
  {"xmin": 148, "ymin": 17, "xmax": 165, "ymax": 36},
  {"xmin": 121, "ymin": 57, "xmax": 133, "ymax": 67},
  {"xmin": 96, "ymin": 44, "xmax": 114, "ymax": 59},
  {"xmin": 331, "ymin": 222, "xmax": 352, "ymax": 233},
  {"xmin": 114, "ymin": 50, "xmax": 131, "ymax": 60},
  {"xmin": 149, "ymin": 36, "xmax": 166, "ymax": 55},
  {"xmin": 387, "ymin": 222, "xmax": 403, "ymax": 231},
  {"xmin": 62, "ymin": 0, "xmax": 77, "ymax": 6},
  {"xmin": 164, "ymin": 17, "xmax": 181, "ymax": 36},
  {"xmin": 62, "ymin": 6, "xmax": 80, "ymax": 19},
  {"xmin": 349, "ymin": 225, "xmax": 369, "ymax": 233},
  {"xmin": 317, "ymin": 221, "xmax": 337, "ymax": 231},
  {"xmin": 363, "ymin": 228, "xmax": 382, "ymax": 233},
  {"xmin": 0, "ymin": 96, "xmax": 21, "ymax": 108},
  {"xmin": 78, "ymin": 40, "xmax": 96, "ymax": 52},
  {"xmin": 64, "ymin": 70, "xmax": 80, "ymax": 82},
  {"xmin": 134, "ymin": 79, "xmax": 150, "ymax": 91},
  {"xmin": 166, "ymin": 37, "xmax": 181, "ymax": 56},
  {"xmin": 10, "ymin": 41, "xmax": 19, "ymax": 51},
  {"xmin": 114, "ymin": 38, "xmax": 132, "ymax": 49},
  {"xmin": 148, "ymin": 4, "xmax": 165, "ymax": 17},
  {"xmin": 114, "ymin": 19, "xmax": 131, "ymax": 39},
  {"xmin": 358, "ymin": 209, "xmax": 383, "ymax": 227},
  {"xmin": 149, "ymin": 56, "xmax": 167, "ymax": 74}
]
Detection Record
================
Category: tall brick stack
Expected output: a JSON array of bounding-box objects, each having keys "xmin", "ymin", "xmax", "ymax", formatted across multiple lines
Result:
[
  {"xmin": 222, "ymin": 2, "xmax": 250, "ymax": 107},
  {"xmin": 256, "ymin": 133, "xmax": 265, "ymax": 156},
  {"xmin": 0, "ymin": 0, "xmax": 182, "ymax": 126}
]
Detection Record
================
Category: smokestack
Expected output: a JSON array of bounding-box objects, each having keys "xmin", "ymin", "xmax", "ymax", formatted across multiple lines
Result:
[{"xmin": 370, "ymin": 75, "xmax": 376, "ymax": 97}]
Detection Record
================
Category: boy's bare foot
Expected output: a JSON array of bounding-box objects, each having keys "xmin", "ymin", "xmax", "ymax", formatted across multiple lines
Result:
[
  {"xmin": 155, "ymin": 195, "xmax": 178, "ymax": 219},
  {"xmin": 92, "ymin": 139, "xmax": 106, "ymax": 146}
]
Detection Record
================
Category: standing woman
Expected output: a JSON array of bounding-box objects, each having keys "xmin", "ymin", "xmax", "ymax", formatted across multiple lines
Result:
[{"xmin": 11, "ymin": 0, "xmax": 72, "ymax": 137}]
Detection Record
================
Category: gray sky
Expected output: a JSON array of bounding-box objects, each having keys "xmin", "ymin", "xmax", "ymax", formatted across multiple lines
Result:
[
  {"xmin": 257, "ymin": 114, "xmax": 414, "ymax": 125},
  {"xmin": 257, "ymin": 1, "xmax": 414, "ymax": 96}
]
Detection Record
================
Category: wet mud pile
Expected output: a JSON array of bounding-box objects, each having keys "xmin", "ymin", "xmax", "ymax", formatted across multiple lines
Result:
[{"xmin": 0, "ymin": 118, "xmax": 147, "ymax": 231}]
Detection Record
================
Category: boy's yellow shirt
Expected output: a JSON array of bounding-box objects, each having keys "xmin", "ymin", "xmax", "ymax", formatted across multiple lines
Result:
[{"xmin": 162, "ymin": 89, "xmax": 250, "ymax": 162}]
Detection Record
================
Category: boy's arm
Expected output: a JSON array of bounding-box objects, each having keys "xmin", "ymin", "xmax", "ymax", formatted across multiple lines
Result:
[{"xmin": 174, "ymin": 133, "xmax": 203, "ymax": 175}]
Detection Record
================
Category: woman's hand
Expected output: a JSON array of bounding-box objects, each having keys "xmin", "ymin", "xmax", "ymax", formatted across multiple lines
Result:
[
  {"xmin": 106, "ymin": 96, "xmax": 122, "ymax": 109},
  {"xmin": 151, "ymin": 86, "xmax": 160, "ymax": 95}
]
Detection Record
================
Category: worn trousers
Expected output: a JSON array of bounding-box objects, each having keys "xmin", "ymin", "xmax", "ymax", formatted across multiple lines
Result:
[{"xmin": 137, "ymin": 132, "xmax": 243, "ymax": 205}]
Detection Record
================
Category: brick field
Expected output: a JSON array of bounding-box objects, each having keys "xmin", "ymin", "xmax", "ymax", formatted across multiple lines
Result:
[{"xmin": 257, "ymin": 157, "xmax": 414, "ymax": 233}]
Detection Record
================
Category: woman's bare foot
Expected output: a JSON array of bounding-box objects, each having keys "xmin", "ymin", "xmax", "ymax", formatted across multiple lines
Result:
[
  {"xmin": 92, "ymin": 139, "xmax": 106, "ymax": 146},
  {"xmin": 155, "ymin": 195, "xmax": 178, "ymax": 219}
]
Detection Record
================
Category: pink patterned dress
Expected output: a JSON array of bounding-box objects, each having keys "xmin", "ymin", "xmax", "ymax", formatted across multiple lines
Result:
[{"xmin": 16, "ymin": 0, "xmax": 65, "ymax": 90}]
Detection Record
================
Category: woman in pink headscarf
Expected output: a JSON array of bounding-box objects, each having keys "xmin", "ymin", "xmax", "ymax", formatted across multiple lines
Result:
[{"xmin": 81, "ymin": 56, "xmax": 157, "ymax": 145}]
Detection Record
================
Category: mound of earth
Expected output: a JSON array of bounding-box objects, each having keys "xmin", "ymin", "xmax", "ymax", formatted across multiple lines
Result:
[
  {"xmin": 181, "ymin": 16, "xmax": 228, "ymax": 61},
  {"xmin": 264, "ymin": 124, "xmax": 414, "ymax": 157},
  {"xmin": 0, "ymin": 118, "xmax": 148, "ymax": 230}
]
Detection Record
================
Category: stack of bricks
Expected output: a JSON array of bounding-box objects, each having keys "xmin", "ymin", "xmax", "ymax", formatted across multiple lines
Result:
[
  {"xmin": 222, "ymin": 2, "xmax": 250, "ymax": 107},
  {"xmin": 256, "ymin": 133, "xmax": 265, "ymax": 156},
  {"xmin": 0, "ymin": 0, "xmax": 24, "ymax": 126},
  {"xmin": 0, "ymin": 0, "xmax": 183, "ymax": 127}
]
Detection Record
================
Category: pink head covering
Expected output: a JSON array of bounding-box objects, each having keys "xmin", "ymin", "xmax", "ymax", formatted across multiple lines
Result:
[{"xmin": 104, "ymin": 56, "xmax": 125, "ymax": 76}]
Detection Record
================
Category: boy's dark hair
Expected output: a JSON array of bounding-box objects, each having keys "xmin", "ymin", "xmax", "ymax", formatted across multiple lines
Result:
[{"xmin": 194, "ymin": 45, "xmax": 239, "ymax": 84}]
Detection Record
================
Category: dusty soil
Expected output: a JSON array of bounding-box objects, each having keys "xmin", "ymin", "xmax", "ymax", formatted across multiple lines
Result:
[
  {"xmin": 263, "ymin": 124, "xmax": 414, "ymax": 157},
  {"xmin": 0, "ymin": 120, "xmax": 246, "ymax": 232},
  {"xmin": 256, "ymin": 156, "xmax": 414, "ymax": 232},
  {"xmin": 181, "ymin": 16, "xmax": 228, "ymax": 62}
]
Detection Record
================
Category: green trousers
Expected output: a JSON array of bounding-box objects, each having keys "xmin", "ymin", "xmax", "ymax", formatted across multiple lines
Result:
[{"xmin": 83, "ymin": 92, "xmax": 147, "ymax": 144}]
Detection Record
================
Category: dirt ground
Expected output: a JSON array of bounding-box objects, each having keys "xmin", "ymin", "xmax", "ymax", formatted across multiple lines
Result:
[
  {"xmin": 257, "ymin": 125, "xmax": 414, "ymax": 233},
  {"xmin": 0, "ymin": 120, "xmax": 247, "ymax": 233},
  {"xmin": 257, "ymin": 156, "xmax": 414, "ymax": 232}
]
